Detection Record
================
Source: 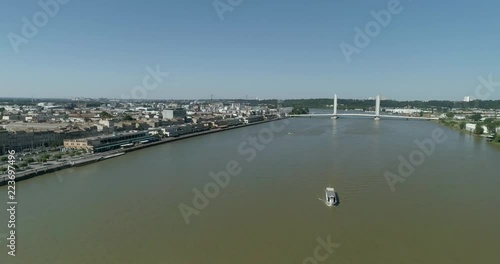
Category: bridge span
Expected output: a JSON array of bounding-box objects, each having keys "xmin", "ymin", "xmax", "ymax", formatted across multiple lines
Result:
[
  {"xmin": 288, "ymin": 94, "xmax": 439, "ymax": 120},
  {"xmin": 288, "ymin": 113, "xmax": 438, "ymax": 120}
]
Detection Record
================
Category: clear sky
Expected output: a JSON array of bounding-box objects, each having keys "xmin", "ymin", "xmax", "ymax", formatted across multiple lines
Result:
[{"xmin": 1, "ymin": 0, "xmax": 500, "ymax": 100}]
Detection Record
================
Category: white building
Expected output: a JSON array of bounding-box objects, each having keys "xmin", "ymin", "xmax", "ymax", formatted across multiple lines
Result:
[
  {"xmin": 385, "ymin": 109, "xmax": 422, "ymax": 114},
  {"xmin": 465, "ymin": 123, "xmax": 489, "ymax": 134},
  {"xmin": 162, "ymin": 108, "xmax": 187, "ymax": 120},
  {"xmin": 99, "ymin": 119, "xmax": 115, "ymax": 132},
  {"xmin": 463, "ymin": 96, "xmax": 472, "ymax": 102}
]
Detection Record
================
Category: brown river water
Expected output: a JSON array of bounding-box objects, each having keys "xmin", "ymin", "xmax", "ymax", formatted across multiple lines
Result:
[{"xmin": 1, "ymin": 116, "xmax": 499, "ymax": 263}]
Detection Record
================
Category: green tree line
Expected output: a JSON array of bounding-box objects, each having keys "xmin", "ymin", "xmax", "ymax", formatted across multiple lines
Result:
[{"xmin": 281, "ymin": 99, "xmax": 500, "ymax": 110}]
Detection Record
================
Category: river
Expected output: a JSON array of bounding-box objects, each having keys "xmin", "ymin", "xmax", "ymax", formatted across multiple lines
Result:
[{"xmin": 1, "ymin": 114, "xmax": 499, "ymax": 263}]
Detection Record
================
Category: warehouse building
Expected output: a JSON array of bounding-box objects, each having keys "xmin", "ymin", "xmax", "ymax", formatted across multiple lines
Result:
[{"xmin": 64, "ymin": 131, "xmax": 157, "ymax": 153}]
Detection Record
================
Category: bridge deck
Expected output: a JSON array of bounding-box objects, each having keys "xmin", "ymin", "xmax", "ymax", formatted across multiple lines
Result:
[{"xmin": 288, "ymin": 113, "xmax": 438, "ymax": 120}]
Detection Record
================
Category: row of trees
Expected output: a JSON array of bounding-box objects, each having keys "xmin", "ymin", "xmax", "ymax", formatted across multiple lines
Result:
[
  {"xmin": 0, "ymin": 162, "xmax": 29, "ymax": 172},
  {"xmin": 290, "ymin": 107, "xmax": 310, "ymax": 115},
  {"xmin": 1, "ymin": 153, "xmax": 66, "ymax": 164},
  {"xmin": 0, "ymin": 149, "xmax": 91, "ymax": 173},
  {"xmin": 282, "ymin": 99, "xmax": 500, "ymax": 110}
]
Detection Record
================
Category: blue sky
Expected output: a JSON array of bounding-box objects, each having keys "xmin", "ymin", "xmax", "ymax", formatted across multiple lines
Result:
[{"xmin": 1, "ymin": 0, "xmax": 500, "ymax": 100}]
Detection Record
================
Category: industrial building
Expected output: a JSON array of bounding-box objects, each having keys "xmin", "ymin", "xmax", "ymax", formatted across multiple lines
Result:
[
  {"xmin": 64, "ymin": 131, "xmax": 158, "ymax": 153},
  {"xmin": 243, "ymin": 115, "xmax": 265, "ymax": 124}
]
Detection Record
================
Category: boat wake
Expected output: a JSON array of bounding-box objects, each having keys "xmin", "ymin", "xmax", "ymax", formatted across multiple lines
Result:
[{"xmin": 317, "ymin": 197, "xmax": 329, "ymax": 206}]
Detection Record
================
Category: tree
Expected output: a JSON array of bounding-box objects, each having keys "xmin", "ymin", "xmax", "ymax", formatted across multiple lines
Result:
[
  {"xmin": 290, "ymin": 107, "xmax": 309, "ymax": 115},
  {"xmin": 459, "ymin": 122, "xmax": 466, "ymax": 130},
  {"xmin": 1, "ymin": 156, "xmax": 8, "ymax": 162},
  {"xmin": 123, "ymin": 115, "xmax": 135, "ymax": 121},
  {"xmin": 470, "ymin": 113, "xmax": 482, "ymax": 122},
  {"xmin": 26, "ymin": 157, "xmax": 35, "ymax": 163},
  {"xmin": 484, "ymin": 118, "xmax": 495, "ymax": 124},
  {"xmin": 100, "ymin": 111, "xmax": 113, "ymax": 119},
  {"xmin": 474, "ymin": 123, "xmax": 484, "ymax": 135},
  {"xmin": 37, "ymin": 154, "xmax": 51, "ymax": 163},
  {"xmin": 446, "ymin": 112, "xmax": 454, "ymax": 118},
  {"xmin": 495, "ymin": 121, "xmax": 500, "ymax": 131},
  {"xmin": 486, "ymin": 123, "xmax": 497, "ymax": 135}
]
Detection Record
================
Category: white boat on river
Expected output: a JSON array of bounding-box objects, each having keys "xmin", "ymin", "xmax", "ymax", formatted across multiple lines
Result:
[{"xmin": 324, "ymin": 187, "xmax": 338, "ymax": 207}]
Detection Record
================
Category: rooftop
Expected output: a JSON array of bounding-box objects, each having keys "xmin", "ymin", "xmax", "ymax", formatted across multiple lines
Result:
[
  {"xmin": 2, "ymin": 122, "xmax": 68, "ymax": 131},
  {"xmin": 83, "ymin": 130, "xmax": 146, "ymax": 141}
]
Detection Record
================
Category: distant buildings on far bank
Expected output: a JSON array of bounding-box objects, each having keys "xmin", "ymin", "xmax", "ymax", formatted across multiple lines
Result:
[{"xmin": 384, "ymin": 108, "xmax": 423, "ymax": 115}]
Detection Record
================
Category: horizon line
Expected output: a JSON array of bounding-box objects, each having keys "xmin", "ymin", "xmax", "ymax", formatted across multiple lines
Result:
[{"xmin": 0, "ymin": 97, "xmax": 497, "ymax": 102}]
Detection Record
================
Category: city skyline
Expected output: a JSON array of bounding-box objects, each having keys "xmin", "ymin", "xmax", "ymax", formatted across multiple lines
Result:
[{"xmin": 0, "ymin": 94, "xmax": 496, "ymax": 102}]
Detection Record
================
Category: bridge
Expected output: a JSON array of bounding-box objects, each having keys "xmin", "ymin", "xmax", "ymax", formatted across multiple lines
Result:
[{"xmin": 288, "ymin": 95, "xmax": 439, "ymax": 120}]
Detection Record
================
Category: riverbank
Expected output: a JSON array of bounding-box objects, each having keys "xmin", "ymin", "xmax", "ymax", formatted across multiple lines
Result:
[
  {"xmin": 0, "ymin": 118, "xmax": 287, "ymax": 186},
  {"xmin": 434, "ymin": 119, "xmax": 500, "ymax": 145}
]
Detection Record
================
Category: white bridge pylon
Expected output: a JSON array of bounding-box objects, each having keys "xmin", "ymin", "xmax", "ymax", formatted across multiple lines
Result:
[
  {"xmin": 331, "ymin": 94, "xmax": 339, "ymax": 119},
  {"xmin": 291, "ymin": 94, "xmax": 438, "ymax": 121},
  {"xmin": 374, "ymin": 95, "xmax": 381, "ymax": 120},
  {"xmin": 331, "ymin": 94, "xmax": 380, "ymax": 120}
]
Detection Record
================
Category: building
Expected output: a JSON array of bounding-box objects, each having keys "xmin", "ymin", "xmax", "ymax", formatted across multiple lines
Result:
[
  {"xmin": 0, "ymin": 130, "xmax": 65, "ymax": 155},
  {"xmin": 99, "ymin": 119, "xmax": 115, "ymax": 132},
  {"xmin": 0, "ymin": 130, "xmax": 8, "ymax": 155},
  {"xmin": 1, "ymin": 122, "xmax": 68, "ymax": 132},
  {"xmin": 465, "ymin": 123, "xmax": 489, "ymax": 134},
  {"xmin": 244, "ymin": 115, "xmax": 265, "ymax": 124},
  {"xmin": 162, "ymin": 108, "xmax": 187, "ymax": 120},
  {"xmin": 2, "ymin": 115, "xmax": 22, "ymax": 121},
  {"xmin": 214, "ymin": 118, "xmax": 243, "ymax": 128},
  {"xmin": 463, "ymin": 96, "xmax": 472, "ymax": 102},
  {"xmin": 63, "ymin": 131, "xmax": 157, "ymax": 153},
  {"xmin": 385, "ymin": 109, "xmax": 422, "ymax": 115}
]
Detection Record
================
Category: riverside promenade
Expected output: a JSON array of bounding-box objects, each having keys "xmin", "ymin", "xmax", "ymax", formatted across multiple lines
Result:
[{"xmin": 0, "ymin": 118, "xmax": 287, "ymax": 186}]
